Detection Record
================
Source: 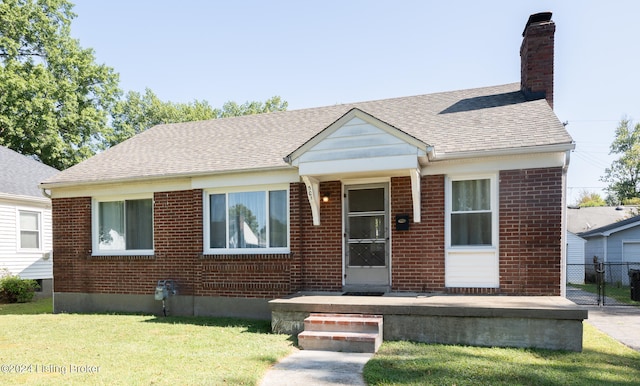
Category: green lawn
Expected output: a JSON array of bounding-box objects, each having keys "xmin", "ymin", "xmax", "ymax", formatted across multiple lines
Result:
[
  {"xmin": 364, "ymin": 324, "xmax": 640, "ymax": 385},
  {"xmin": 0, "ymin": 298, "xmax": 294, "ymax": 385},
  {"xmin": 3, "ymin": 298, "xmax": 640, "ymax": 385}
]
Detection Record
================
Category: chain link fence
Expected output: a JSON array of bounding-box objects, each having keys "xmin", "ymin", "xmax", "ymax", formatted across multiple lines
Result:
[{"xmin": 567, "ymin": 262, "xmax": 640, "ymax": 306}]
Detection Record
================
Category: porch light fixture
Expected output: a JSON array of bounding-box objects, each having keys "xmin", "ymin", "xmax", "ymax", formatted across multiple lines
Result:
[{"xmin": 322, "ymin": 193, "xmax": 330, "ymax": 203}]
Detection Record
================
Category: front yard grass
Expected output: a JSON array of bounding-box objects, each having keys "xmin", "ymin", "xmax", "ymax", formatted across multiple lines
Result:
[
  {"xmin": 0, "ymin": 299, "xmax": 294, "ymax": 385},
  {"xmin": 364, "ymin": 323, "xmax": 640, "ymax": 385},
  {"xmin": 3, "ymin": 299, "xmax": 640, "ymax": 385}
]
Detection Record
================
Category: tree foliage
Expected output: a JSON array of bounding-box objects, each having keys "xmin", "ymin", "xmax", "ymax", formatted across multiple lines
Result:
[
  {"xmin": 0, "ymin": 0, "xmax": 120, "ymax": 170},
  {"xmin": 601, "ymin": 118, "xmax": 640, "ymax": 204},
  {"xmin": 108, "ymin": 89, "xmax": 287, "ymax": 146},
  {"xmin": 0, "ymin": 0, "xmax": 287, "ymax": 169},
  {"xmin": 576, "ymin": 190, "xmax": 606, "ymax": 207}
]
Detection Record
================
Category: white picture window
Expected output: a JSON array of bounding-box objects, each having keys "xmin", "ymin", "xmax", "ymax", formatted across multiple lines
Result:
[
  {"xmin": 93, "ymin": 197, "xmax": 153, "ymax": 254},
  {"xmin": 19, "ymin": 210, "xmax": 41, "ymax": 250},
  {"xmin": 206, "ymin": 187, "xmax": 288, "ymax": 253}
]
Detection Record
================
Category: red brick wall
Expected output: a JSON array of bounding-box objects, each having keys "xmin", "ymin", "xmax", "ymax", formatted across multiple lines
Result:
[
  {"xmin": 391, "ymin": 175, "xmax": 445, "ymax": 292},
  {"xmin": 53, "ymin": 191, "xmax": 205, "ymax": 295},
  {"xmin": 292, "ymin": 181, "xmax": 343, "ymax": 291},
  {"xmin": 520, "ymin": 17, "xmax": 555, "ymax": 108},
  {"xmin": 52, "ymin": 197, "xmax": 91, "ymax": 292},
  {"xmin": 198, "ymin": 254, "xmax": 291, "ymax": 297},
  {"xmin": 499, "ymin": 168, "xmax": 564, "ymax": 295},
  {"xmin": 52, "ymin": 167, "xmax": 564, "ymax": 299}
]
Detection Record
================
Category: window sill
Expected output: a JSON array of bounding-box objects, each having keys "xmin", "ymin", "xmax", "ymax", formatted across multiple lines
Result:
[{"xmin": 203, "ymin": 248, "xmax": 290, "ymax": 255}]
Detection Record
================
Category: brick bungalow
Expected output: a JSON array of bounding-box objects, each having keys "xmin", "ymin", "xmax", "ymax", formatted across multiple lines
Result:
[{"xmin": 42, "ymin": 12, "xmax": 574, "ymax": 318}]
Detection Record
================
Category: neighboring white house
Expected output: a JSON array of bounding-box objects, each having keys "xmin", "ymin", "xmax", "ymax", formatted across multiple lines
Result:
[
  {"xmin": 0, "ymin": 146, "xmax": 58, "ymax": 295},
  {"xmin": 566, "ymin": 231, "xmax": 586, "ymax": 284}
]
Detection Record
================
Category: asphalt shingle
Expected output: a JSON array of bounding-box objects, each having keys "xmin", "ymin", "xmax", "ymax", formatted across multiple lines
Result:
[
  {"xmin": 42, "ymin": 83, "xmax": 573, "ymax": 187},
  {"xmin": 0, "ymin": 146, "xmax": 59, "ymax": 197}
]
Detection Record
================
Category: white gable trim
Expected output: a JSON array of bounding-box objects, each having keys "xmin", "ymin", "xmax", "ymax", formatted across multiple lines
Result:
[
  {"xmin": 287, "ymin": 109, "xmax": 430, "ymax": 226},
  {"xmin": 285, "ymin": 108, "xmax": 430, "ymax": 165},
  {"xmin": 593, "ymin": 221, "xmax": 640, "ymax": 237}
]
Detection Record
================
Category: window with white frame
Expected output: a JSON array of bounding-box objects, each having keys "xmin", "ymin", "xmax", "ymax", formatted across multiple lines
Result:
[
  {"xmin": 19, "ymin": 210, "xmax": 41, "ymax": 250},
  {"xmin": 206, "ymin": 188, "xmax": 288, "ymax": 252},
  {"xmin": 93, "ymin": 197, "xmax": 153, "ymax": 254},
  {"xmin": 447, "ymin": 176, "xmax": 496, "ymax": 247}
]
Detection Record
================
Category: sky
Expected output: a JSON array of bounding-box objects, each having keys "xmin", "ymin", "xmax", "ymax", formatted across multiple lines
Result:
[{"xmin": 69, "ymin": 0, "xmax": 640, "ymax": 204}]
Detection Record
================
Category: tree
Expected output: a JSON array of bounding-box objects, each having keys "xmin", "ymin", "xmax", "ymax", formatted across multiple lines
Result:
[
  {"xmin": 575, "ymin": 190, "xmax": 606, "ymax": 207},
  {"xmin": 0, "ymin": 0, "xmax": 120, "ymax": 170},
  {"xmin": 601, "ymin": 118, "xmax": 640, "ymax": 204},
  {"xmin": 108, "ymin": 89, "xmax": 287, "ymax": 146}
]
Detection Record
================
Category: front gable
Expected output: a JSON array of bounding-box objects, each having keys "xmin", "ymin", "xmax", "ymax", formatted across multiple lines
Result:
[
  {"xmin": 286, "ymin": 108, "xmax": 431, "ymax": 177},
  {"xmin": 285, "ymin": 108, "xmax": 431, "ymax": 225}
]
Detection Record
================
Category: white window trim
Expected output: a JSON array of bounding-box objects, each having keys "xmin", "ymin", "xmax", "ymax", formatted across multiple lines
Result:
[
  {"xmin": 16, "ymin": 208, "xmax": 42, "ymax": 252},
  {"xmin": 445, "ymin": 173, "xmax": 499, "ymax": 252},
  {"xmin": 203, "ymin": 184, "xmax": 290, "ymax": 255},
  {"xmin": 91, "ymin": 193, "xmax": 154, "ymax": 256}
]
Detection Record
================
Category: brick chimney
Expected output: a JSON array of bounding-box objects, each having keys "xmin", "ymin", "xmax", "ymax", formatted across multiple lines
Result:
[{"xmin": 520, "ymin": 12, "xmax": 555, "ymax": 109}]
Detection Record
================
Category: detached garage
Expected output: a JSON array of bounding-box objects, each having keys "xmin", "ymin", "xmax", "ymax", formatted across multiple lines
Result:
[{"xmin": 579, "ymin": 215, "xmax": 640, "ymax": 285}]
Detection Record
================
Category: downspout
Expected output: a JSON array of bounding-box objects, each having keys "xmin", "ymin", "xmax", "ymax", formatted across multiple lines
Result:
[
  {"xmin": 299, "ymin": 182, "xmax": 305, "ymax": 290},
  {"xmin": 41, "ymin": 188, "xmax": 52, "ymax": 199},
  {"xmin": 560, "ymin": 151, "xmax": 570, "ymax": 297}
]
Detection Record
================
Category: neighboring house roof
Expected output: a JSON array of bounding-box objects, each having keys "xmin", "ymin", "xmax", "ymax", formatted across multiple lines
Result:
[
  {"xmin": 0, "ymin": 146, "xmax": 59, "ymax": 198},
  {"xmin": 567, "ymin": 206, "xmax": 636, "ymax": 234},
  {"xmin": 41, "ymin": 83, "xmax": 573, "ymax": 188},
  {"xmin": 578, "ymin": 214, "xmax": 640, "ymax": 238}
]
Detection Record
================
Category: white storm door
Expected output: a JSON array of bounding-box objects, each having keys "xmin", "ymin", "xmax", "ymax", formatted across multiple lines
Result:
[{"xmin": 344, "ymin": 184, "xmax": 390, "ymax": 289}]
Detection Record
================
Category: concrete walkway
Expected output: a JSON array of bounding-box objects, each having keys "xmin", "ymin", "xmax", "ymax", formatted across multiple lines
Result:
[
  {"xmin": 259, "ymin": 350, "xmax": 372, "ymax": 386},
  {"xmin": 585, "ymin": 306, "xmax": 640, "ymax": 351}
]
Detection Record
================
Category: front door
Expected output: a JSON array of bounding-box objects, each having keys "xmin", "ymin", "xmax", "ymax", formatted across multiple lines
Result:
[{"xmin": 344, "ymin": 184, "xmax": 390, "ymax": 292}]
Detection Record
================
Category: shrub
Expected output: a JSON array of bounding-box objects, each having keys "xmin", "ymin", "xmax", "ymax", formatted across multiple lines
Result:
[{"xmin": 0, "ymin": 275, "xmax": 39, "ymax": 303}]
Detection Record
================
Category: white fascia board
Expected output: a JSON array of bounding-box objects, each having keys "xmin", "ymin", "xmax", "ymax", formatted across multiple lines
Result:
[
  {"xmin": 0, "ymin": 192, "xmax": 50, "ymax": 206},
  {"xmin": 192, "ymin": 169, "xmax": 299, "ymax": 189},
  {"xmin": 40, "ymin": 165, "xmax": 295, "ymax": 191},
  {"xmin": 299, "ymin": 154, "xmax": 418, "ymax": 176},
  {"xmin": 434, "ymin": 143, "xmax": 575, "ymax": 161},
  {"xmin": 45, "ymin": 166, "xmax": 299, "ymax": 198},
  {"xmin": 49, "ymin": 178, "xmax": 193, "ymax": 199},
  {"xmin": 601, "ymin": 222, "xmax": 640, "ymax": 237},
  {"xmin": 422, "ymin": 151, "xmax": 568, "ymax": 176}
]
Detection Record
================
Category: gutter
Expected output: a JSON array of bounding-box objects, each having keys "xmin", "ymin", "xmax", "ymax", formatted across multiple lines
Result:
[
  {"xmin": 0, "ymin": 192, "xmax": 51, "ymax": 204},
  {"xmin": 39, "ymin": 165, "xmax": 297, "ymax": 191},
  {"xmin": 432, "ymin": 142, "xmax": 575, "ymax": 161}
]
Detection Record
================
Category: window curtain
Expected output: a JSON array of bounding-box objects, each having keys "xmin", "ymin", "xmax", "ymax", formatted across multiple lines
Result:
[
  {"xmin": 99, "ymin": 201, "xmax": 125, "ymax": 249},
  {"xmin": 125, "ymin": 199, "xmax": 153, "ymax": 250},
  {"xmin": 451, "ymin": 179, "xmax": 491, "ymax": 246},
  {"xmin": 228, "ymin": 192, "xmax": 266, "ymax": 248},
  {"xmin": 269, "ymin": 190, "xmax": 287, "ymax": 248}
]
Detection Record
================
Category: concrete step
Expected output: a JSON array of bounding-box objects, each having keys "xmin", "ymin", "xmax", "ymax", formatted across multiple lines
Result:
[
  {"xmin": 304, "ymin": 313, "xmax": 382, "ymax": 333},
  {"xmin": 298, "ymin": 313, "xmax": 383, "ymax": 353}
]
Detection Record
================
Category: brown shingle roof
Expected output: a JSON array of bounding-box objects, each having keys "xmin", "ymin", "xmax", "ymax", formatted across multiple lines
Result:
[{"xmin": 42, "ymin": 83, "xmax": 573, "ymax": 187}]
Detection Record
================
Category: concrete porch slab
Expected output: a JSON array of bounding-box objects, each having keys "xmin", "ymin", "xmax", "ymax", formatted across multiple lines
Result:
[{"xmin": 269, "ymin": 293, "xmax": 587, "ymax": 352}]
